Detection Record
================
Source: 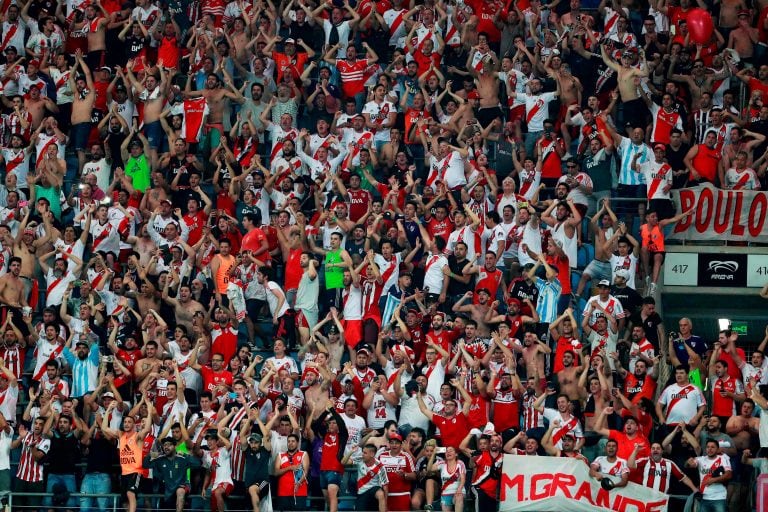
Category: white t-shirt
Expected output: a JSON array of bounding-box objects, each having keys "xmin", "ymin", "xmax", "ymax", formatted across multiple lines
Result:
[
  {"xmin": 265, "ymin": 281, "xmax": 290, "ymax": 318},
  {"xmin": 658, "ymin": 383, "xmax": 706, "ymax": 425},
  {"xmin": 694, "ymin": 454, "xmax": 731, "ymax": 500},
  {"xmin": 609, "ymin": 253, "xmax": 638, "ymax": 289},
  {"xmin": 590, "ymin": 456, "xmax": 630, "ymax": 485}
]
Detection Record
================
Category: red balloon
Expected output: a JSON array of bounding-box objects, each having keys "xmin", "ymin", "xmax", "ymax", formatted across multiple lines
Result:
[{"xmin": 687, "ymin": 8, "xmax": 714, "ymax": 44}]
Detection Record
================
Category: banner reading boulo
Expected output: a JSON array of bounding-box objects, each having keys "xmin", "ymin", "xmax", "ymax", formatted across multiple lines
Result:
[
  {"xmin": 499, "ymin": 455, "xmax": 669, "ymax": 512},
  {"xmin": 670, "ymin": 184, "xmax": 768, "ymax": 243}
]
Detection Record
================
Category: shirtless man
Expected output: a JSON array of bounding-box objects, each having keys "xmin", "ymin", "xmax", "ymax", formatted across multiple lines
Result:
[
  {"xmin": 78, "ymin": 2, "xmax": 109, "ymax": 69},
  {"xmin": 472, "ymin": 57, "xmax": 503, "ymax": 128},
  {"xmin": 124, "ymin": 59, "xmax": 171, "ymax": 164},
  {"xmin": 182, "ymin": 67, "xmax": 244, "ymax": 155},
  {"xmin": 576, "ymin": 199, "xmax": 617, "ymax": 297},
  {"xmin": 725, "ymin": 399, "xmax": 759, "ymax": 451},
  {"xmin": 728, "ymin": 10, "xmax": 759, "ymax": 62},
  {"xmin": 719, "ymin": 0, "xmax": 748, "ymax": 39},
  {"xmin": 545, "ymin": 53, "xmax": 582, "ymax": 110},
  {"xmin": 555, "ymin": 351, "xmax": 583, "ymax": 401},
  {"xmin": 69, "ymin": 50, "xmax": 97, "ymax": 172},
  {"xmin": 24, "ymin": 85, "xmax": 58, "ymax": 130},
  {"xmin": 521, "ymin": 331, "xmax": 552, "ymax": 391},
  {"xmin": 0, "ymin": 257, "xmax": 27, "ymax": 312},
  {"xmin": 600, "ymin": 44, "xmax": 649, "ymax": 128},
  {"xmin": 452, "ymin": 289, "xmax": 493, "ymax": 336},
  {"xmin": 134, "ymin": 340, "xmax": 163, "ymax": 384},
  {"xmin": 14, "ymin": 205, "xmax": 52, "ymax": 301},
  {"xmin": 162, "ymin": 283, "xmax": 205, "ymax": 332},
  {"xmin": 303, "ymin": 362, "xmax": 331, "ymax": 421}
]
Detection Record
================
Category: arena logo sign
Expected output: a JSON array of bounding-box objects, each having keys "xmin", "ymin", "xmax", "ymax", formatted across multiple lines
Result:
[
  {"xmin": 697, "ymin": 254, "xmax": 747, "ymax": 287},
  {"xmin": 671, "ymin": 184, "xmax": 768, "ymax": 243},
  {"xmin": 499, "ymin": 456, "xmax": 668, "ymax": 512}
]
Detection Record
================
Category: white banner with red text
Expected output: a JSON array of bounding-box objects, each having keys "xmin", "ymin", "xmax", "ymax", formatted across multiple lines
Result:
[
  {"xmin": 499, "ymin": 455, "xmax": 669, "ymax": 512},
  {"xmin": 670, "ymin": 184, "xmax": 768, "ymax": 243}
]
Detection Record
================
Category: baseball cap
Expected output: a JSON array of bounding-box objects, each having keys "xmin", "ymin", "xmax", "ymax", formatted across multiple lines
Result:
[
  {"xmin": 160, "ymin": 198, "xmax": 172, "ymax": 205},
  {"xmin": 476, "ymin": 287, "xmax": 491, "ymax": 295},
  {"xmin": 248, "ymin": 433, "xmax": 263, "ymax": 443},
  {"xmin": 615, "ymin": 269, "xmax": 630, "ymax": 280},
  {"xmin": 3, "ymin": 46, "xmax": 17, "ymax": 53},
  {"xmin": 507, "ymin": 297, "xmax": 522, "ymax": 307},
  {"xmin": 75, "ymin": 339, "xmax": 89, "ymax": 347},
  {"xmin": 102, "ymin": 392, "xmax": 115, "ymax": 399},
  {"xmin": 653, "ymin": 143, "xmax": 666, "ymax": 152},
  {"xmin": 389, "ymin": 433, "xmax": 403, "ymax": 442},
  {"xmin": 284, "ymin": 37, "xmax": 296, "ymax": 44},
  {"xmin": 598, "ymin": 279, "xmax": 611, "ymax": 287},
  {"xmin": 28, "ymin": 59, "xmax": 40, "ymax": 68},
  {"xmin": 738, "ymin": 9, "xmax": 750, "ymax": 16},
  {"xmin": 467, "ymin": 90, "xmax": 481, "ymax": 100}
]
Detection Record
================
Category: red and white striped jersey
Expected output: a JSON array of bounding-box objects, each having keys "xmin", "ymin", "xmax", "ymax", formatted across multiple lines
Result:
[
  {"xmin": 522, "ymin": 392, "xmax": 544, "ymax": 431},
  {"xmin": 631, "ymin": 456, "xmax": 685, "ymax": 493},
  {"xmin": 0, "ymin": 344, "xmax": 24, "ymax": 379},
  {"xmin": 16, "ymin": 433, "xmax": 50, "ymax": 482}
]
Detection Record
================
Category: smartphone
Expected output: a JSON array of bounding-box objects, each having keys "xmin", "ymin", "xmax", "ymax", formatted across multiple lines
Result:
[
  {"xmin": 18, "ymin": 200, "xmax": 28, "ymax": 207},
  {"xmin": 228, "ymin": 392, "xmax": 238, "ymax": 399}
]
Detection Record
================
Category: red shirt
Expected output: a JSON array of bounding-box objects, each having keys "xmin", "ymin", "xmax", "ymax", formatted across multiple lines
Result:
[
  {"xmin": 336, "ymin": 58, "xmax": 369, "ymax": 98},
  {"xmin": 273, "ymin": 51, "xmax": 310, "ymax": 85},
  {"xmin": 200, "ymin": 365, "xmax": 234, "ymax": 398},
  {"xmin": 552, "ymin": 336, "xmax": 581, "ymax": 373},
  {"xmin": 347, "ymin": 188, "xmax": 372, "ymax": 222},
  {"xmin": 183, "ymin": 210, "xmax": 208, "ymax": 246},
  {"xmin": 467, "ymin": 393, "xmax": 490, "ymax": 429},
  {"xmin": 609, "ymin": 429, "xmax": 650, "ymax": 461},
  {"xmin": 320, "ymin": 433, "xmax": 345, "ymax": 473},
  {"xmin": 433, "ymin": 412, "xmax": 470, "ymax": 449},
  {"xmin": 427, "ymin": 217, "xmax": 454, "ymax": 239},
  {"xmin": 546, "ymin": 254, "xmax": 571, "ymax": 294},
  {"xmin": 241, "ymin": 227, "xmax": 270, "ymax": 261}
]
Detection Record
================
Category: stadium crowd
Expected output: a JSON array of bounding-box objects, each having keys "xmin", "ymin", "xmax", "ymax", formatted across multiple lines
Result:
[{"xmin": 0, "ymin": 0, "xmax": 768, "ymax": 511}]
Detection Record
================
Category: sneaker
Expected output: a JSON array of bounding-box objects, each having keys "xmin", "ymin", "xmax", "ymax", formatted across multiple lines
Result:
[
  {"xmin": 648, "ymin": 282, "xmax": 657, "ymax": 296},
  {"xmin": 425, "ymin": 505, "xmax": 433, "ymax": 512}
]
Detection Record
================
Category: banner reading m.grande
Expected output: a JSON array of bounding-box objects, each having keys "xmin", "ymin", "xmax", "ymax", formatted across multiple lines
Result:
[
  {"xmin": 499, "ymin": 456, "xmax": 669, "ymax": 512},
  {"xmin": 670, "ymin": 184, "xmax": 768, "ymax": 243}
]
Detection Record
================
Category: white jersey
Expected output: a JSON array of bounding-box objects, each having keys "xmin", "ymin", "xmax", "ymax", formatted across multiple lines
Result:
[
  {"xmin": 516, "ymin": 92, "xmax": 557, "ymax": 132},
  {"xmin": 422, "ymin": 252, "xmax": 449, "ymax": 295},
  {"xmin": 44, "ymin": 269, "xmax": 76, "ymax": 307},
  {"xmin": 550, "ymin": 222, "xmax": 577, "ymax": 269},
  {"xmin": 1, "ymin": 148, "xmax": 31, "ymax": 188},
  {"xmin": 341, "ymin": 284, "xmax": 362, "ymax": 321},
  {"xmin": 435, "ymin": 459, "xmax": 466, "ymax": 496},
  {"xmin": 725, "ymin": 168, "xmax": 761, "ymax": 190},
  {"xmin": 203, "ymin": 447, "xmax": 233, "ymax": 487},
  {"xmin": 543, "ymin": 408, "xmax": 584, "ymax": 449},
  {"xmin": 583, "ymin": 294, "xmax": 625, "ymax": 325},
  {"xmin": 499, "ymin": 70, "xmax": 528, "ymax": 109},
  {"xmin": 87, "ymin": 220, "xmax": 121, "ymax": 256},
  {"xmin": 590, "ymin": 456, "xmax": 629, "ymax": 485},
  {"xmin": 637, "ymin": 160, "xmax": 673, "ymax": 200},
  {"xmin": 362, "ymin": 100, "xmax": 396, "ymax": 143},
  {"xmin": 609, "ymin": 253, "xmax": 638, "ymax": 289},
  {"xmin": 81, "ymin": 158, "xmax": 112, "ymax": 193},
  {"xmin": 366, "ymin": 392, "xmax": 396, "ymax": 429},
  {"xmin": 383, "ymin": 9, "xmax": 409, "ymax": 46},
  {"xmin": 341, "ymin": 414, "xmax": 366, "ymax": 455},
  {"xmin": 658, "ymin": 382, "xmax": 706, "ymax": 425},
  {"xmin": 693, "ymin": 454, "xmax": 730, "ymax": 500}
]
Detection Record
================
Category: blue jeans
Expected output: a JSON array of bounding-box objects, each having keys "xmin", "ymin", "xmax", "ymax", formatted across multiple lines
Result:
[
  {"xmin": 699, "ymin": 499, "xmax": 727, "ymax": 512},
  {"xmin": 45, "ymin": 473, "xmax": 78, "ymax": 509},
  {"xmin": 80, "ymin": 472, "xmax": 111, "ymax": 512}
]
